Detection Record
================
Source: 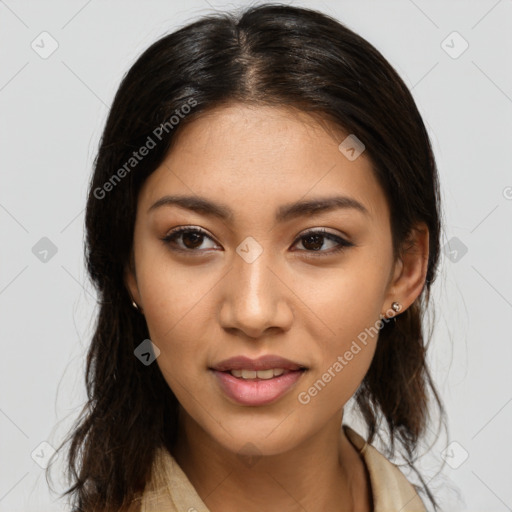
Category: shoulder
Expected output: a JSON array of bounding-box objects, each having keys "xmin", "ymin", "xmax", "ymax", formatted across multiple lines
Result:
[{"xmin": 344, "ymin": 425, "xmax": 427, "ymax": 512}]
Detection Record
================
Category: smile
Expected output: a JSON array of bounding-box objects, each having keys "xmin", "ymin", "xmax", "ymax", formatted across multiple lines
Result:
[
  {"xmin": 211, "ymin": 368, "xmax": 306, "ymax": 406},
  {"xmin": 228, "ymin": 368, "xmax": 288, "ymax": 379}
]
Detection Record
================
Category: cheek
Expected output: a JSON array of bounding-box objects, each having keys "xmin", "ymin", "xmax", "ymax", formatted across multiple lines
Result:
[
  {"xmin": 305, "ymin": 250, "xmax": 390, "ymax": 340},
  {"xmin": 134, "ymin": 251, "xmax": 222, "ymax": 392},
  {"xmin": 294, "ymin": 256, "xmax": 390, "ymax": 407},
  {"xmin": 135, "ymin": 242, "xmax": 218, "ymax": 339},
  {"xmin": 295, "ymin": 299, "xmax": 381, "ymax": 417}
]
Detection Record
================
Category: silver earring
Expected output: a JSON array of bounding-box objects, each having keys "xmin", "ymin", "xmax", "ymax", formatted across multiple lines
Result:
[
  {"xmin": 132, "ymin": 300, "xmax": 141, "ymax": 312},
  {"xmin": 391, "ymin": 301, "xmax": 402, "ymax": 313}
]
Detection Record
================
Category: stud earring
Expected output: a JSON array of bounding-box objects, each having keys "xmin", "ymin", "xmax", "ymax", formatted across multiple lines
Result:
[
  {"xmin": 131, "ymin": 300, "xmax": 143, "ymax": 314},
  {"xmin": 391, "ymin": 301, "xmax": 402, "ymax": 313}
]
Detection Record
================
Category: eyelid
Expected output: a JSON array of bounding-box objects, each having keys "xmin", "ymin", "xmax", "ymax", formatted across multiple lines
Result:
[
  {"xmin": 297, "ymin": 226, "xmax": 349, "ymax": 240},
  {"xmin": 165, "ymin": 225, "xmax": 214, "ymax": 239}
]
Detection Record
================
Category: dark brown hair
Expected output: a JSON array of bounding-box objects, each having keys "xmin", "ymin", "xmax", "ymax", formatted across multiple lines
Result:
[{"xmin": 49, "ymin": 3, "xmax": 445, "ymax": 510}]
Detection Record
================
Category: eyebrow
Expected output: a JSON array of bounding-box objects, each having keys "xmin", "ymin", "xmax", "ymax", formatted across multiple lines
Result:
[{"xmin": 147, "ymin": 194, "xmax": 368, "ymax": 222}]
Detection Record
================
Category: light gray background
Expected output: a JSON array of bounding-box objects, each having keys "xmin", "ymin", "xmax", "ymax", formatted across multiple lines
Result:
[{"xmin": 1, "ymin": 0, "xmax": 511, "ymax": 510}]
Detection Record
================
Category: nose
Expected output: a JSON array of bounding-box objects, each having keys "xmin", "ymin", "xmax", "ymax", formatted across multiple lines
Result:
[{"xmin": 219, "ymin": 247, "xmax": 294, "ymax": 339}]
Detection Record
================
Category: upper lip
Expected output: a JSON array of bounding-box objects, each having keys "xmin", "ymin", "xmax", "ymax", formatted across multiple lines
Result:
[{"xmin": 210, "ymin": 355, "xmax": 307, "ymax": 372}]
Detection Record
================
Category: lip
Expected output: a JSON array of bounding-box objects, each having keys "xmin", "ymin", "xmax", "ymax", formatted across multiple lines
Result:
[
  {"xmin": 209, "ymin": 354, "xmax": 308, "ymax": 406},
  {"xmin": 210, "ymin": 355, "xmax": 307, "ymax": 372},
  {"xmin": 211, "ymin": 368, "xmax": 306, "ymax": 406}
]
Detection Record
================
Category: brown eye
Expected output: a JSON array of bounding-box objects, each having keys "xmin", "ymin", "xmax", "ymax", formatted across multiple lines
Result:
[
  {"xmin": 301, "ymin": 233, "xmax": 325, "ymax": 251},
  {"xmin": 181, "ymin": 231, "xmax": 204, "ymax": 249},
  {"xmin": 292, "ymin": 228, "xmax": 354, "ymax": 256},
  {"xmin": 162, "ymin": 227, "xmax": 218, "ymax": 253}
]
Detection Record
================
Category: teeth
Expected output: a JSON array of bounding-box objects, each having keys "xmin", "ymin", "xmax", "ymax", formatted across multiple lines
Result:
[{"xmin": 230, "ymin": 368, "xmax": 287, "ymax": 379}]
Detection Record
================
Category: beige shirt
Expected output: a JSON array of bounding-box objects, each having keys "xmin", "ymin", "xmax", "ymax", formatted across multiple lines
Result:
[{"xmin": 133, "ymin": 425, "xmax": 426, "ymax": 512}]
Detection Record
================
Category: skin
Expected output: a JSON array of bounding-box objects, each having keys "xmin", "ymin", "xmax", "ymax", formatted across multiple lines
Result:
[{"xmin": 125, "ymin": 102, "xmax": 429, "ymax": 512}]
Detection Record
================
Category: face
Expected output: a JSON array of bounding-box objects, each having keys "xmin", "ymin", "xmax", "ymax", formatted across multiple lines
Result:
[{"xmin": 125, "ymin": 103, "xmax": 412, "ymax": 457}]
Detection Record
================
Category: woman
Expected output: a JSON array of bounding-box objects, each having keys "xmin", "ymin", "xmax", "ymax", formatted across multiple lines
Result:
[{"xmin": 55, "ymin": 4, "xmax": 445, "ymax": 511}]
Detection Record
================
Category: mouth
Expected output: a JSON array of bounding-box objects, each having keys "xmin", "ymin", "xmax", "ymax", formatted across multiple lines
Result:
[
  {"xmin": 218, "ymin": 368, "xmax": 306, "ymax": 380},
  {"xmin": 210, "ymin": 354, "xmax": 308, "ymax": 373},
  {"xmin": 209, "ymin": 355, "xmax": 308, "ymax": 406}
]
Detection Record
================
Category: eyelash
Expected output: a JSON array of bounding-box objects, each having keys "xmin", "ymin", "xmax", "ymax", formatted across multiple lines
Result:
[{"xmin": 161, "ymin": 226, "xmax": 354, "ymax": 258}]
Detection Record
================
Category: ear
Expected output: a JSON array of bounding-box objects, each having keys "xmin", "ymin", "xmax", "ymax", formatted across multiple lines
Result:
[
  {"xmin": 382, "ymin": 222, "xmax": 429, "ymax": 317},
  {"xmin": 124, "ymin": 248, "xmax": 142, "ymax": 306}
]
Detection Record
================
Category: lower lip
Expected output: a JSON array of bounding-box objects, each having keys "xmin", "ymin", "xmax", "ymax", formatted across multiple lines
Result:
[{"xmin": 211, "ymin": 369, "xmax": 306, "ymax": 406}]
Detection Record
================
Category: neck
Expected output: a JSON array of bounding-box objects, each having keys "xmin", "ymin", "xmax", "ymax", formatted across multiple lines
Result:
[{"xmin": 171, "ymin": 407, "xmax": 371, "ymax": 512}]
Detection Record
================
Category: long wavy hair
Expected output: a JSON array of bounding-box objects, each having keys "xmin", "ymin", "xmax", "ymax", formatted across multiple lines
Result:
[{"xmin": 50, "ymin": 3, "xmax": 446, "ymax": 510}]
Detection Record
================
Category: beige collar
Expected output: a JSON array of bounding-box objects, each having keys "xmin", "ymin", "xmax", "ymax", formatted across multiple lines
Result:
[
  {"xmin": 137, "ymin": 425, "xmax": 426, "ymax": 512},
  {"xmin": 343, "ymin": 426, "xmax": 426, "ymax": 511}
]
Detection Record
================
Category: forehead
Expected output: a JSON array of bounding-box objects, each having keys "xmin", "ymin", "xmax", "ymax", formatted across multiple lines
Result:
[{"xmin": 138, "ymin": 103, "xmax": 389, "ymax": 223}]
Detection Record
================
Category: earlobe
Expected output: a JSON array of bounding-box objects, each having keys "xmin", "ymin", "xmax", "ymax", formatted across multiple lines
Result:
[{"xmin": 382, "ymin": 223, "xmax": 429, "ymax": 317}]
